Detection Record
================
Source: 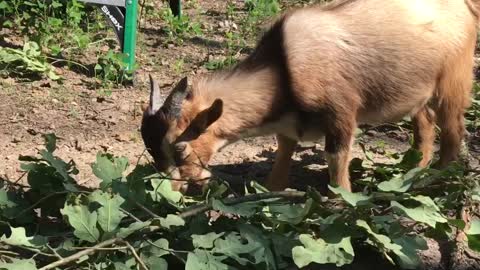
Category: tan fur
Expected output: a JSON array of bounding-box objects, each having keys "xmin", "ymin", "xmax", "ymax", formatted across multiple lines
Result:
[{"xmin": 143, "ymin": 0, "xmax": 478, "ymax": 192}]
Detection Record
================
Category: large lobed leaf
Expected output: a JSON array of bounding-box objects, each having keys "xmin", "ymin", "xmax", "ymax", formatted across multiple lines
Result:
[
  {"xmin": 91, "ymin": 153, "xmax": 129, "ymax": 188},
  {"xmin": 89, "ymin": 190, "xmax": 126, "ymax": 233},
  {"xmin": 292, "ymin": 234, "xmax": 354, "ymax": 268},
  {"xmin": 61, "ymin": 203, "xmax": 100, "ymax": 243}
]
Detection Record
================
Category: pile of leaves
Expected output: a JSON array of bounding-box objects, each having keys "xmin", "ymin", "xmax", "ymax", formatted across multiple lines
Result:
[{"xmin": 1, "ymin": 134, "xmax": 480, "ymax": 270}]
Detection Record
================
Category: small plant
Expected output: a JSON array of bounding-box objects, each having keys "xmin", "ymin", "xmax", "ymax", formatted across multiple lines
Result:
[
  {"xmin": 94, "ymin": 50, "xmax": 135, "ymax": 85},
  {"xmin": 161, "ymin": 8, "xmax": 202, "ymax": 45},
  {"xmin": 245, "ymin": 0, "xmax": 281, "ymax": 17},
  {"xmin": 205, "ymin": 56, "xmax": 238, "ymax": 71},
  {"xmin": 172, "ymin": 58, "xmax": 185, "ymax": 74},
  {"xmin": 0, "ymin": 41, "xmax": 60, "ymax": 80},
  {"xmin": 466, "ymin": 82, "xmax": 480, "ymax": 131},
  {"xmin": 0, "ymin": 0, "xmax": 90, "ymax": 54},
  {"xmin": 204, "ymin": 31, "xmax": 245, "ymax": 70},
  {"xmin": 242, "ymin": 0, "xmax": 281, "ymax": 37},
  {"xmin": 226, "ymin": 1, "xmax": 237, "ymax": 19}
]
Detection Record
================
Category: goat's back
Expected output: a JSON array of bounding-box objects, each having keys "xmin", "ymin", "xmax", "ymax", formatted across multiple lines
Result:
[{"xmin": 282, "ymin": 0, "xmax": 478, "ymax": 123}]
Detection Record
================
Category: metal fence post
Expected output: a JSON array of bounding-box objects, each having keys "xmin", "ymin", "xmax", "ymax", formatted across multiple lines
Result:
[
  {"xmin": 169, "ymin": 0, "xmax": 181, "ymax": 17},
  {"xmin": 123, "ymin": 0, "xmax": 138, "ymax": 71}
]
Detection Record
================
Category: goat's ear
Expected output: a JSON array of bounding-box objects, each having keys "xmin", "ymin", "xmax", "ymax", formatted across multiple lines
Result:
[
  {"xmin": 148, "ymin": 74, "xmax": 162, "ymax": 115},
  {"xmin": 196, "ymin": 99, "xmax": 223, "ymax": 131},
  {"xmin": 163, "ymin": 77, "xmax": 189, "ymax": 119}
]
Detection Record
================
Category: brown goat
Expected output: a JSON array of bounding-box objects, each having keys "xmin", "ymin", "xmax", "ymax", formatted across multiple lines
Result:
[{"xmin": 142, "ymin": 0, "xmax": 479, "ymax": 193}]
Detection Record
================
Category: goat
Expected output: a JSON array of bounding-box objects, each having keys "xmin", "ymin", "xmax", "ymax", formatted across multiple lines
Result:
[{"xmin": 141, "ymin": 0, "xmax": 479, "ymax": 193}]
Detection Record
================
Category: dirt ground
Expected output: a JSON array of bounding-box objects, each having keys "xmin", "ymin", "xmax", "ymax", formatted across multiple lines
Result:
[{"xmin": 0, "ymin": 0, "xmax": 479, "ymax": 192}]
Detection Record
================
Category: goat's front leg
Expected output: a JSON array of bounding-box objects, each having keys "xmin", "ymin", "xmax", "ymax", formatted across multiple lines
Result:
[
  {"xmin": 325, "ymin": 118, "xmax": 356, "ymax": 192},
  {"xmin": 264, "ymin": 134, "xmax": 297, "ymax": 191}
]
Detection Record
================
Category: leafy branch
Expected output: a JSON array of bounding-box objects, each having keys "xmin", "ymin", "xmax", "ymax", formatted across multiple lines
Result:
[{"xmin": 1, "ymin": 134, "xmax": 480, "ymax": 270}]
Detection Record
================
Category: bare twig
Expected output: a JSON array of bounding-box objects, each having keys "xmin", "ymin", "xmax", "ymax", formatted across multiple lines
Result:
[
  {"xmin": 46, "ymin": 243, "xmax": 63, "ymax": 260},
  {"xmin": 38, "ymin": 238, "xmax": 122, "ymax": 270},
  {"xmin": 179, "ymin": 190, "xmax": 307, "ymax": 219},
  {"xmin": 69, "ymin": 246, "xmax": 128, "ymax": 251},
  {"xmin": 133, "ymin": 201, "xmax": 160, "ymax": 219},
  {"xmin": 0, "ymin": 250, "xmax": 19, "ymax": 256},
  {"xmin": 146, "ymin": 240, "xmax": 188, "ymax": 264},
  {"xmin": 13, "ymin": 171, "xmax": 27, "ymax": 185},
  {"xmin": 123, "ymin": 240, "xmax": 148, "ymax": 270}
]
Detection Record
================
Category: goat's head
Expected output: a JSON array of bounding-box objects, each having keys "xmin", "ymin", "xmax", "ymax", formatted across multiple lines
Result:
[{"xmin": 141, "ymin": 75, "xmax": 223, "ymax": 192}]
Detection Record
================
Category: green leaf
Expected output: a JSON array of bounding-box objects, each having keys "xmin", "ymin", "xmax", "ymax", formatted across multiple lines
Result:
[
  {"xmin": 357, "ymin": 220, "xmax": 423, "ymax": 268},
  {"xmin": 0, "ymin": 189, "xmax": 18, "ymax": 208},
  {"xmin": 467, "ymin": 220, "xmax": 480, "ymax": 235},
  {"xmin": 392, "ymin": 235, "xmax": 428, "ymax": 269},
  {"xmin": 0, "ymin": 1, "xmax": 9, "ymax": 9},
  {"xmin": 47, "ymin": 69, "xmax": 61, "ymax": 80},
  {"xmin": 399, "ymin": 149, "xmax": 423, "ymax": 169},
  {"xmin": 211, "ymin": 199, "xmax": 260, "ymax": 217},
  {"xmin": 192, "ymin": 232, "xmax": 225, "ymax": 249},
  {"xmin": 185, "ymin": 250, "xmax": 229, "ymax": 270},
  {"xmin": 43, "ymin": 133, "xmax": 57, "ymax": 152},
  {"xmin": 61, "ymin": 203, "xmax": 100, "ymax": 243},
  {"xmin": 238, "ymin": 224, "xmax": 280, "ymax": 268},
  {"xmin": 448, "ymin": 219, "xmax": 466, "ymax": 230},
  {"xmin": 150, "ymin": 179, "xmax": 183, "ymax": 204},
  {"xmin": 467, "ymin": 235, "xmax": 480, "ymax": 252},
  {"xmin": 146, "ymin": 238, "xmax": 170, "ymax": 257},
  {"xmin": 0, "ymin": 259, "xmax": 37, "ymax": 270},
  {"xmin": 329, "ymin": 186, "xmax": 371, "ymax": 206},
  {"xmin": 116, "ymin": 221, "xmax": 151, "ymax": 238},
  {"xmin": 0, "ymin": 226, "xmax": 46, "ymax": 247},
  {"xmin": 391, "ymin": 200, "xmax": 447, "ymax": 228},
  {"xmin": 91, "ymin": 153, "xmax": 128, "ymax": 188},
  {"xmin": 378, "ymin": 167, "xmax": 423, "ymax": 193},
  {"xmin": 159, "ymin": 214, "xmax": 185, "ymax": 229},
  {"xmin": 269, "ymin": 199, "xmax": 313, "ymax": 225},
  {"xmin": 38, "ymin": 150, "xmax": 77, "ymax": 189},
  {"xmin": 292, "ymin": 234, "xmax": 354, "ymax": 268},
  {"xmin": 89, "ymin": 191, "xmax": 126, "ymax": 233},
  {"xmin": 145, "ymin": 257, "xmax": 168, "ymax": 270},
  {"xmin": 211, "ymin": 232, "xmax": 262, "ymax": 265}
]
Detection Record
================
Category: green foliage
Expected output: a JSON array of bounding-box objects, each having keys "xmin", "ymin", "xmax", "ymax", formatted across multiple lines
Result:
[
  {"xmin": 0, "ymin": 41, "xmax": 60, "ymax": 80},
  {"xmin": 292, "ymin": 234, "xmax": 354, "ymax": 267},
  {"xmin": 0, "ymin": 139, "xmax": 478, "ymax": 270},
  {"xmin": 94, "ymin": 50, "xmax": 136, "ymax": 86},
  {"xmin": 245, "ymin": 0, "xmax": 281, "ymax": 19},
  {"xmin": 1, "ymin": 0, "xmax": 89, "ymax": 53},
  {"xmin": 61, "ymin": 202, "xmax": 100, "ymax": 243},
  {"xmin": 205, "ymin": 31, "xmax": 245, "ymax": 70},
  {"xmin": 466, "ymin": 82, "xmax": 480, "ymax": 131},
  {"xmin": 161, "ymin": 8, "xmax": 202, "ymax": 45},
  {"xmin": 0, "ymin": 0, "xmax": 130, "ymax": 84},
  {"xmin": 0, "ymin": 259, "xmax": 38, "ymax": 270},
  {"xmin": 242, "ymin": 0, "xmax": 281, "ymax": 37}
]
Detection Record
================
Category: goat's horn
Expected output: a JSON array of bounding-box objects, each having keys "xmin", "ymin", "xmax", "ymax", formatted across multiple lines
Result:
[{"xmin": 148, "ymin": 74, "xmax": 162, "ymax": 115}]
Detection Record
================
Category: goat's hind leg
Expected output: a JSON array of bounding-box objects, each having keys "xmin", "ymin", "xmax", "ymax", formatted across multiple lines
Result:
[
  {"xmin": 412, "ymin": 106, "xmax": 436, "ymax": 167},
  {"xmin": 265, "ymin": 134, "xmax": 297, "ymax": 191},
  {"xmin": 325, "ymin": 117, "xmax": 356, "ymax": 192},
  {"xmin": 434, "ymin": 55, "xmax": 473, "ymax": 168}
]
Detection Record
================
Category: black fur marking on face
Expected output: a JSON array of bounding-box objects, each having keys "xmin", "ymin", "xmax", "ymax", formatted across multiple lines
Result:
[{"xmin": 141, "ymin": 111, "xmax": 171, "ymax": 171}]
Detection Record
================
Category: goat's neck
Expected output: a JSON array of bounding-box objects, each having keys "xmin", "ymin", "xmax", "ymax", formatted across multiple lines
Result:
[{"xmin": 202, "ymin": 66, "xmax": 283, "ymax": 141}]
